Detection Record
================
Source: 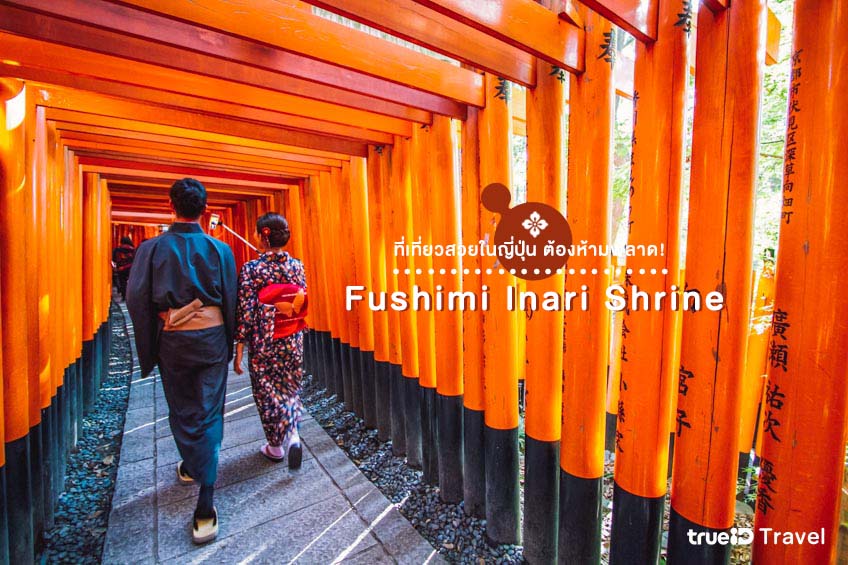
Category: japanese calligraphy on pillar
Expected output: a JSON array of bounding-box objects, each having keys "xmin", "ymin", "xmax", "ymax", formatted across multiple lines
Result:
[
  {"xmin": 615, "ymin": 270, "xmax": 634, "ymax": 453},
  {"xmin": 764, "ymin": 308, "xmax": 790, "ymax": 443},
  {"xmin": 757, "ymin": 457, "xmax": 778, "ymax": 515},
  {"xmin": 782, "ymin": 50, "xmax": 803, "ymax": 225}
]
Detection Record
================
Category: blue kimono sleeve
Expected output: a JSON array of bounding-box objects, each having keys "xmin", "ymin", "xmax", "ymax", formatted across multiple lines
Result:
[
  {"xmin": 126, "ymin": 238, "xmax": 160, "ymax": 376},
  {"xmin": 216, "ymin": 240, "xmax": 238, "ymax": 362}
]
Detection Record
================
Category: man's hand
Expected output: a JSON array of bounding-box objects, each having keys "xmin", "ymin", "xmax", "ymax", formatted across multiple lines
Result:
[{"xmin": 234, "ymin": 343, "xmax": 245, "ymax": 375}]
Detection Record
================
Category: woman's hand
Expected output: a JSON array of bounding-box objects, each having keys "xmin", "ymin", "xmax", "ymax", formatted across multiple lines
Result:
[{"xmin": 234, "ymin": 343, "xmax": 245, "ymax": 375}]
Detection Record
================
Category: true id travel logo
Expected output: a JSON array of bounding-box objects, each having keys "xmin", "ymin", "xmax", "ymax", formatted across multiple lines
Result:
[{"xmin": 687, "ymin": 527, "xmax": 826, "ymax": 547}]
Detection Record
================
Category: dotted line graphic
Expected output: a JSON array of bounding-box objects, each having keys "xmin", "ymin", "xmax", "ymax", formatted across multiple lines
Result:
[{"xmin": 391, "ymin": 268, "xmax": 670, "ymax": 276}]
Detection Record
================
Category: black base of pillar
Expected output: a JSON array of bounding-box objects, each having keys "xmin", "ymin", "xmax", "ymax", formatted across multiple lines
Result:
[
  {"xmin": 97, "ymin": 323, "xmax": 107, "ymax": 391},
  {"xmin": 56, "ymin": 389, "xmax": 66, "ymax": 498},
  {"xmin": 50, "ymin": 399, "xmax": 61, "ymax": 509},
  {"xmin": 420, "ymin": 387, "xmax": 438, "ymax": 485},
  {"xmin": 360, "ymin": 350, "xmax": 377, "ymax": 429},
  {"xmin": 484, "ymin": 425, "xmax": 520, "ymax": 545},
  {"xmin": 374, "ymin": 360, "xmax": 392, "ymax": 442},
  {"xmin": 82, "ymin": 339, "xmax": 96, "ymax": 413},
  {"xmin": 332, "ymin": 338, "xmax": 344, "ymax": 403},
  {"xmin": 319, "ymin": 332, "xmax": 331, "ymax": 394},
  {"xmin": 340, "ymin": 342, "xmax": 353, "ymax": 412},
  {"xmin": 609, "ymin": 482, "xmax": 664, "ymax": 565},
  {"xmin": 462, "ymin": 407, "xmax": 485, "ymax": 518},
  {"xmin": 0, "ymin": 465, "xmax": 8, "ymax": 564},
  {"xmin": 349, "ymin": 346, "xmax": 363, "ymax": 417},
  {"xmin": 668, "ymin": 432, "xmax": 675, "ymax": 479},
  {"xmin": 74, "ymin": 358, "xmax": 84, "ymax": 446},
  {"xmin": 436, "ymin": 393, "xmax": 463, "ymax": 503},
  {"xmin": 326, "ymin": 334, "xmax": 338, "ymax": 398},
  {"xmin": 667, "ymin": 507, "xmax": 730, "ymax": 565},
  {"xmin": 40, "ymin": 405, "xmax": 54, "ymax": 530},
  {"xmin": 522, "ymin": 437, "xmax": 560, "ymax": 564},
  {"xmin": 389, "ymin": 364, "xmax": 406, "ymax": 456},
  {"xmin": 403, "ymin": 377, "xmax": 422, "ymax": 469},
  {"xmin": 28, "ymin": 423, "xmax": 44, "ymax": 553},
  {"xmin": 605, "ymin": 411, "xmax": 617, "ymax": 452},
  {"xmin": 5, "ymin": 436, "xmax": 33, "ymax": 565},
  {"xmin": 559, "ymin": 470, "xmax": 602, "ymax": 564}
]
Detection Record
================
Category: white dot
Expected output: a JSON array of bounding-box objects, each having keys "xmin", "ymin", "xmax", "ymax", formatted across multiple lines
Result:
[
  {"xmin": 627, "ymin": 269, "xmax": 633, "ymax": 275},
  {"xmin": 416, "ymin": 269, "xmax": 422, "ymax": 275},
  {"xmin": 429, "ymin": 269, "xmax": 435, "ymax": 275},
  {"xmin": 591, "ymin": 269, "xmax": 598, "ymax": 275},
  {"xmin": 486, "ymin": 269, "xmax": 492, "ymax": 275},
  {"xmin": 545, "ymin": 269, "xmax": 552, "ymax": 275},
  {"xmin": 580, "ymin": 268, "xmax": 587, "ymax": 275},
  {"xmin": 451, "ymin": 268, "xmax": 457, "ymax": 275},
  {"xmin": 639, "ymin": 268, "xmax": 646, "ymax": 275},
  {"xmin": 510, "ymin": 268, "xmax": 516, "ymax": 274},
  {"xmin": 533, "ymin": 268, "xmax": 540, "ymax": 275},
  {"xmin": 557, "ymin": 268, "xmax": 563, "ymax": 274},
  {"xmin": 662, "ymin": 268, "xmax": 669, "ymax": 275},
  {"xmin": 499, "ymin": 269, "xmax": 505, "ymax": 275},
  {"xmin": 393, "ymin": 269, "xmax": 399, "ymax": 275},
  {"xmin": 650, "ymin": 268, "xmax": 657, "ymax": 275},
  {"xmin": 569, "ymin": 269, "xmax": 575, "ymax": 275},
  {"xmin": 464, "ymin": 268, "xmax": 470, "ymax": 275},
  {"xmin": 475, "ymin": 268, "xmax": 481, "ymax": 275},
  {"xmin": 521, "ymin": 268, "xmax": 527, "ymax": 275},
  {"xmin": 404, "ymin": 268, "xmax": 411, "ymax": 275},
  {"xmin": 604, "ymin": 268, "xmax": 610, "ymax": 275}
]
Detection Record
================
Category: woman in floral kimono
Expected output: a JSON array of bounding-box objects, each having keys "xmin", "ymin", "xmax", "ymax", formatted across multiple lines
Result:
[{"xmin": 234, "ymin": 212, "xmax": 307, "ymax": 469}]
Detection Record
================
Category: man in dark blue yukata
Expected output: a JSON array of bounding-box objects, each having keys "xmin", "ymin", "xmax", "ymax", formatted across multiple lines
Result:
[{"xmin": 127, "ymin": 178, "xmax": 237, "ymax": 544}]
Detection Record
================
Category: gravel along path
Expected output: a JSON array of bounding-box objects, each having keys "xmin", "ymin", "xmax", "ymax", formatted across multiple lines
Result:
[
  {"xmin": 302, "ymin": 376, "xmax": 524, "ymax": 564},
  {"xmin": 39, "ymin": 302, "xmax": 132, "ymax": 564}
]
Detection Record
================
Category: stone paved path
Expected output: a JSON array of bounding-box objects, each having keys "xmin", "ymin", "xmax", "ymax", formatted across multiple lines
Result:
[{"xmin": 104, "ymin": 308, "xmax": 439, "ymax": 564}]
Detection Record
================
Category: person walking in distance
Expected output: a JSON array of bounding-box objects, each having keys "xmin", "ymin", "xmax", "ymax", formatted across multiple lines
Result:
[{"xmin": 112, "ymin": 236, "xmax": 136, "ymax": 301}]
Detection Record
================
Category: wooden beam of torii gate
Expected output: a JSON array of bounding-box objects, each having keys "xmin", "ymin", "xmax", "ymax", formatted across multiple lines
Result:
[
  {"xmin": 55, "ymin": 126, "xmax": 347, "ymax": 166},
  {"xmin": 0, "ymin": 0, "xmax": 463, "ymax": 118},
  {"xmin": 64, "ymin": 141, "xmax": 331, "ymax": 176},
  {"xmin": 71, "ymin": 148, "xmax": 312, "ymax": 179},
  {"xmin": 411, "ymin": 0, "xmax": 584, "ymax": 72},
  {"xmin": 40, "ymin": 102, "xmax": 370, "ymax": 157},
  {"xmin": 108, "ymin": 182, "xmax": 278, "ymax": 199},
  {"xmin": 20, "ymin": 77, "xmax": 401, "ymax": 145},
  {"xmin": 76, "ymin": 156, "xmax": 297, "ymax": 187},
  {"xmin": 107, "ymin": 183, "xmax": 287, "ymax": 206},
  {"xmin": 83, "ymin": 0, "xmax": 484, "ymax": 106},
  {"xmin": 80, "ymin": 163, "xmax": 293, "ymax": 192},
  {"xmin": 59, "ymin": 136, "xmax": 330, "ymax": 179},
  {"xmin": 579, "ymin": 0, "xmax": 659, "ymax": 42},
  {"xmin": 306, "ymin": 0, "xmax": 537, "ymax": 86},
  {"xmin": 0, "ymin": 29, "xmax": 421, "ymax": 133},
  {"xmin": 579, "ymin": 0, "xmax": 732, "ymax": 44}
]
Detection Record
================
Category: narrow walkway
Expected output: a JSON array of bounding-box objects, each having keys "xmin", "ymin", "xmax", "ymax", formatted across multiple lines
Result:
[{"xmin": 104, "ymin": 308, "xmax": 439, "ymax": 564}]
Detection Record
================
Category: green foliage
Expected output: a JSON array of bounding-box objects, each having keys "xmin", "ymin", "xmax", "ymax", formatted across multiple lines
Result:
[
  {"xmin": 754, "ymin": 0, "xmax": 795, "ymax": 268},
  {"xmin": 737, "ymin": 465, "xmax": 760, "ymax": 505}
]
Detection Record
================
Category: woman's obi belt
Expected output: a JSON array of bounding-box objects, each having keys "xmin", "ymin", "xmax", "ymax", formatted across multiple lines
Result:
[{"xmin": 258, "ymin": 283, "xmax": 308, "ymax": 338}]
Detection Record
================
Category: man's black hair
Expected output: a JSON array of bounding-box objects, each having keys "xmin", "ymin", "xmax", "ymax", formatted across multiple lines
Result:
[
  {"xmin": 120, "ymin": 236, "xmax": 134, "ymax": 246},
  {"xmin": 170, "ymin": 178, "xmax": 207, "ymax": 220}
]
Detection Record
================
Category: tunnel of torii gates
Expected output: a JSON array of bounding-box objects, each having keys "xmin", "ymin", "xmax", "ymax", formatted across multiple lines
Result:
[{"xmin": 0, "ymin": 0, "xmax": 846, "ymax": 563}]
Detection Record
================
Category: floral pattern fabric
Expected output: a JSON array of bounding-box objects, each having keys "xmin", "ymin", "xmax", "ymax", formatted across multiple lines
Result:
[{"xmin": 235, "ymin": 251, "xmax": 307, "ymax": 447}]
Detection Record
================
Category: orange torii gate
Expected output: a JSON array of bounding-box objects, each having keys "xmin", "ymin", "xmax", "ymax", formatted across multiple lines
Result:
[{"xmin": 2, "ymin": 0, "xmax": 846, "ymax": 564}]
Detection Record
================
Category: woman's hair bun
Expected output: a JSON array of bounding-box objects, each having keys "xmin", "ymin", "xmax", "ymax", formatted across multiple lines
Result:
[{"xmin": 256, "ymin": 212, "xmax": 290, "ymax": 248}]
